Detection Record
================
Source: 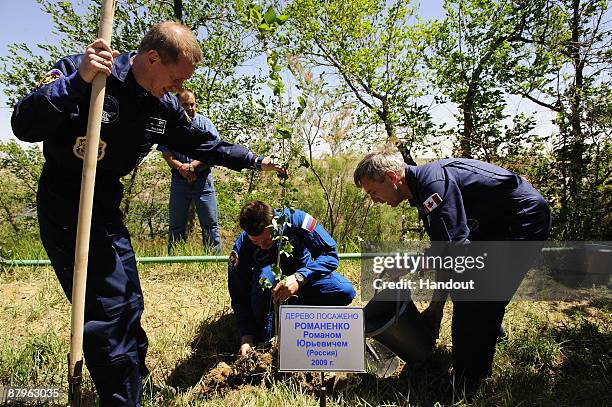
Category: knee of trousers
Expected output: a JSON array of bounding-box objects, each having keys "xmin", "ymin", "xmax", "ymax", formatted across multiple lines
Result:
[
  {"xmin": 325, "ymin": 273, "xmax": 357, "ymax": 304},
  {"xmin": 334, "ymin": 281, "xmax": 357, "ymax": 305},
  {"xmin": 303, "ymin": 274, "xmax": 356, "ymax": 306},
  {"xmin": 83, "ymin": 294, "xmax": 146, "ymax": 365}
]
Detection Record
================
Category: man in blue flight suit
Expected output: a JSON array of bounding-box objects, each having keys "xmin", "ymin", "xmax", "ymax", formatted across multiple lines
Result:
[
  {"xmin": 11, "ymin": 22, "xmax": 285, "ymax": 406},
  {"xmin": 228, "ymin": 201, "xmax": 356, "ymax": 356},
  {"xmin": 158, "ymin": 89, "xmax": 221, "ymax": 254},
  {"xmin": 354, "ymin": 150, "xmax": 551, "ymax": 393}
]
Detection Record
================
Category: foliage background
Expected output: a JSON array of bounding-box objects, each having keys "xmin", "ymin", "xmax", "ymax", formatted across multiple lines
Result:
[{"xmin": 1, "ymin": 0, "xmax": 610, "ymax": 256}]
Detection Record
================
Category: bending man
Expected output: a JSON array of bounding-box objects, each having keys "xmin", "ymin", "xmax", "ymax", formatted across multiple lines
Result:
[{"xmin": 354, "ymin": 151, "xmax": 551, "ymax": 393}]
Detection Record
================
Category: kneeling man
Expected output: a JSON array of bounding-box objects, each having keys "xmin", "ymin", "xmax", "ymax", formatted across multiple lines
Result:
[{"xmin": 228, "ymin": 200, "xmax": 356, "ymax": 356}]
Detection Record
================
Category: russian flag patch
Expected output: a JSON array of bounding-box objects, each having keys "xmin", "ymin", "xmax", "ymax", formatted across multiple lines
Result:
[
  {"xmin": 422, "ymin": 193, "xmax": 443, "ymax": 213},
  {"xmin": 301, "ymin": 213, "xmax": 317, "ymax": 232}
]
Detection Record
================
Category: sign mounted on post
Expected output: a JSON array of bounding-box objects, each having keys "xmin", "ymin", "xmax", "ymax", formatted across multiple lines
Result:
[{"xmin": 279, "ymin": 305, "xmax": 365, "ymax": 372}]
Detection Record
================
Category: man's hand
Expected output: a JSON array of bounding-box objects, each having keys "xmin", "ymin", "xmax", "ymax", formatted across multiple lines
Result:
[
  {"xmin": 178, "ymin": 163, "xmax": 193, "ymax": 181},
  {"xmin": 79, "ymin": 38, "xmax": 120, "ymax": 83},
  {"xmin": 239, "ymin": 335, "xmax": 254, "ymax": 357},
  {"xmin": 271, "ymin": 275, "xmax": 300, "ymax": 304},
  {"xmin": 261, "ymin": 157, "xmax": 287, "ymax": 176},
  {"xmin": 421, "ymin": 302, "xmax": 445, "ymax": 340}
]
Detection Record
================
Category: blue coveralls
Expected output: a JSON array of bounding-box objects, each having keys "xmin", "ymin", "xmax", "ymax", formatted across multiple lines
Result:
[
  {"xmin": 157, "ymin": 114, "xmax": 221, "ymax": 254},
  {"xmin": 11, "ymin": 52, "xmax": 262, "ymax": 406},
  {"xmin": 227, "ymin": 208, "xmax": 356, "ymax": 342},
  {"xmin": 405, "ymin": 159, "xmax": 551, "ymax": 390}
]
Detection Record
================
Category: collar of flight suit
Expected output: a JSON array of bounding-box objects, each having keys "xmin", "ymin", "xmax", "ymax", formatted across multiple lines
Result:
[{"xmin": 404, "ymin": 164, "xmax": 420, "ymax": 208}]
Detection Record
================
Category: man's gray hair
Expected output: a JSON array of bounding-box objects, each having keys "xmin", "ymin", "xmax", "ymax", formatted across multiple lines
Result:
[{"xmin": 354, "ymin": 150, "xmax": 405, "ymax": 187}]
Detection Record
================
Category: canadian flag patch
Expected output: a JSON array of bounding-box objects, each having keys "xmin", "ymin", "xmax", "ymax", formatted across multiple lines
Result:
[
  {"xmin": 422, "ymin": 193, "xmax": 443, "ymax": 213},
  {"xmin": 301, "ymin": 213, "xmax": 317, "ymax": 232}
]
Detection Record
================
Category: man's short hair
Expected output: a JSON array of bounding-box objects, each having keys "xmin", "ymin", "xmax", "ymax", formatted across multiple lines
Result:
[
  {"xmin": 239, "ymin": 201, "xmax": 274, "ymax": 236},
  {"xmin": 177, "ymin": 89, "xmax": 194, "ymax": 100},
  {"xmin": 354, "ymin": 150, "xmax": 405, "ymax": 187},
  {"xmin": 138, "ymin": 21, "xmax": 202, "ymax": 65}
]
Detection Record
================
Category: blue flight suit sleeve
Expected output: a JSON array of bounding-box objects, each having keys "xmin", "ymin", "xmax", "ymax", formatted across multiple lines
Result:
[
  {"xmin": 157, "ymin": 114, "xmax": 221, "ymax": 161},
  {"xmin": 414, "ymin": 165, "xmax": 470, "ymax": 242},
  {"xmin": 227, "ymin": 232, "xmax": 258, "ymax": 338},
  {"xmin": 157, "ymin": 96, "xmax": 257, "ymax": 172},
  {"xmin": 157, "ymin": 144, "xmax": 170, "ymax": 154},
  {"xmin": 11, "ymin": 55, "xmax": 89, "ymax": 142},
  {"xmin": 289, "ymin": 209, "xmax": 339, "ymax": 281}
]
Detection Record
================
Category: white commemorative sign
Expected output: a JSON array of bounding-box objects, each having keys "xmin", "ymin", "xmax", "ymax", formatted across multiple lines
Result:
[{"xmin": 279, "ymin": 305, "xmax": 365, "ymax": 372}]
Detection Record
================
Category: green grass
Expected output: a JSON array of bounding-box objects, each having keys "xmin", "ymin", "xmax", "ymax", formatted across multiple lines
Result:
[{"xmin": 0, "ymin": 259, "xmax": 610, "ymax": 406}]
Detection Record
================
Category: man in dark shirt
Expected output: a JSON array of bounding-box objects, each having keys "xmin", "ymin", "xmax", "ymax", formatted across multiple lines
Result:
[
  {"xmin": 12, "ymin": 21, "xmax": 284, "ymax": 406},
  {"xmin": 354, "ymin": 150, "xmax": 551, "ymax": 393}
]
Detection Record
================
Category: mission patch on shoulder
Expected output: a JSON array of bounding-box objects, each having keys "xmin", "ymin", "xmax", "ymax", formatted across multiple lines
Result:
[
  {"xmin": 37, "ymin": 68, "xmax": 63, "ymax": 87},
  {"xmin": 229, "ymin": 250, "xmax": 239, "ymax": 268}
]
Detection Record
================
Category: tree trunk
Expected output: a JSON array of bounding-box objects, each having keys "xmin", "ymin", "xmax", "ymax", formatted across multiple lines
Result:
[
  {"xmin": 460, "ymin": 103, "xmax": 474, "ymax": 158},
  {"xmin": 381, "ymin": 104, "xmax": 416, "ymax": 165},
  {"xmin": 568, "ymin": 0, "xmax": 584, "ymax": 196},
  {"xmin": 174, "ymin": 0, "xmax": 183, "ymax": 22}
]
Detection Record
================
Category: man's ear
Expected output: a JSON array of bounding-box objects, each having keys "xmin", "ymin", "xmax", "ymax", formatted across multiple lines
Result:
[
  {"xmin": 386, "ymin": 170, "xmax": 398, "ymax": 183},
  {"xmin": 146, "ymin": 50, "xmax": 160, "ymax": 65}
]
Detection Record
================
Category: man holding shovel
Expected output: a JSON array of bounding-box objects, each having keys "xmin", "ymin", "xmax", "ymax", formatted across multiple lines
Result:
[
  {"xmin": 12, "ymin": 21, "xmax": 284, "ymax": 406},
  {"xmin": 354, "ymin": 150, "xmax": 551, "ymax": 394}
]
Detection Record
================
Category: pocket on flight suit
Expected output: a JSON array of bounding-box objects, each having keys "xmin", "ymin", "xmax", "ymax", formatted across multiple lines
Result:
[{"xmin": 87, "ymin": 226, "xmax": 143, "ymax": 321}]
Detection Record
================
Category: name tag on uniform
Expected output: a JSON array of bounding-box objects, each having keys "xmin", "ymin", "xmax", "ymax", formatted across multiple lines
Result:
[{"xmin": 146, "ymin": 117, "xmax": 166, "ymax": 134}]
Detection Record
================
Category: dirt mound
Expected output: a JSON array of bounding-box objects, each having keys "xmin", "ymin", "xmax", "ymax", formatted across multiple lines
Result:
[
  {"xmin": 198, "ymin": 349, "xmax": 360, "ymax": 396},
  {"xmin": 199, "ymin": 350, "xmax": 275, "ymax": 394},
  {"xmin": 200, "ymin": 361, "xmax": 233, "ymax": 393}
]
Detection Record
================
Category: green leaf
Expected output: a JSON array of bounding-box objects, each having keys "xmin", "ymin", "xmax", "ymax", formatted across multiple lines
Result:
[
  {"xmin": 276, "ymin": 14, "xmax": 289, "ymax": 25},
  {"xmin": 272, "ymin": 263, "xmax": 283, "ymax": 280},
  {"xmin": 299, "ymin": 156, "xmax": 310, "ymax": 168},
  {"xmin": 282, "ymin": 242, "xmax": 294, "ymax": 254},
  {"xmin": 264, "ymin": 6, "xmax": 276, "ymax": 24},
  {"xmin": 298, "ymin": 95, "xmax": 307, "ymax": 108},
  {"xmin": 258, "ymin": 23, "xmax": 272, "ymax": 32},
  {"xmin": 248, "ymin": 4, "xmax": 262, "ymax": 25},
  {"xmin": 255, "ymin": 99, "xmax": 267, "ymax": 110},
  {"xmin": 276, "ymin": 126, "xmax": 292, "ymax": 139},
  {"xmin": 259, "ymin": 277, "xmax": 273, "ymax": 290}
]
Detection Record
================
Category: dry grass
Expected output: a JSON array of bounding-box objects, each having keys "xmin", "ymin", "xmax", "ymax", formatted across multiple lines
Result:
[{"xmin": 0, "ymin": 260, "xmax": 610, "ymax": 406}]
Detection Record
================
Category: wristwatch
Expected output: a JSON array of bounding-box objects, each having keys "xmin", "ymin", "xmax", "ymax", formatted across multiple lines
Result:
[
  {"xmin": 254, "ymin": 156, "xmax": 265, "ymax": 170},
  {"xmin": 294, "ymin": 272, "xmax": 306, "ymax": 286},
  {"xmin": 188, "ymin": 163, "xmax": 194, "ymax": 172}
]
